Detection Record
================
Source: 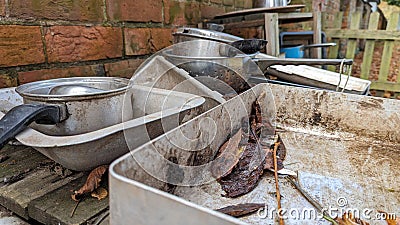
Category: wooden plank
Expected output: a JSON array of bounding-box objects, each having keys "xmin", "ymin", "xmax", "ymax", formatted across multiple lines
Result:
[
  {"xmin": 378, "ymin": 13, "xmax": 400, "ymax": 83},
  {"xmin": 28, "ymin": 175, "xmax": 108, "ymax": 225},
  {"xmin": 360, "ymin": 12, "xmax": 380, "ymax": 80},
  {"xmin": 324, "ymin": 29, "xmax": 400, "ymax": 40},
  {"xmin": 0, "ymin": 168, "xmax": 83, "ymax": 219},
  {"xmin": 264, "ymin": 13, "xmax": 279, "ymax": 56},
  {"xmin": 214, "ymin": 5, "xmax": 306, "ymax": 18},
  {"xmin": 345, "ymin": 12, "xmax": 362, "ymax": 60},
  {"xmin": 277, "ymin": 12, "xmax": 313, "ymax": 20},
  {"xmin": 222, "ymin": 19, "xmax": 264, "ymax": 30},
  {"xmin": 0, "ymin": 145, "xmax": 47, "ymax": 179},
  {"xmin": 371, "ymin": 81, "xmax": 400, "ymax": 92},
  {"xmin": 396, "ymin": 54, "xmax": 400, "ymax": 83},
  {"xmin": 327, "ymin": 12, "xmax": 344, "ymax": 71},
  {"xmin": 312, "ymin": 11, "xmax": 322, "ymax": 58}
]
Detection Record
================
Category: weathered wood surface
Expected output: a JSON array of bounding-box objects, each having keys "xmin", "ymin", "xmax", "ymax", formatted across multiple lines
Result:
[
  {"xmin": 312, "ymin": 11, "xmax": 322, "ymax": 59},
  {"xmin": 326, "ymin": 12, "xmax": 344, "ymax": 72},
  {"xmin": 324, "ymin": 11, "xmax": 400, "ymax": 93},
  {"xmin": 360, "ymin": 12, "xmax": 380, "ymax": 80},
  {"xmin": 378, "ymin": 13, "xmax": 399, "ymax": 83},
  {"xmin": 28, "ymin": 176, "xmax": 109, "ymax": 225},
  {"xmin": 324, "ymin": 29, "xmax": 400, "ymax": 40},
  {"xmin": 345, "ymin": 12, "xmax": 362, "ymax": 60},
  {"xmin": 265, "ymin": 13, "xmax": 279, "ymax": 56},
  {"xmin": 0, "ymin": 144, "xmax": 109, "ymax": 224},
  {"xmin": 213, "ymin": 5, "xmax": 305, "ymax": 18},
  {"xmin": 209, "ymin": 12, "xmax": 313, "ymax": 30}
]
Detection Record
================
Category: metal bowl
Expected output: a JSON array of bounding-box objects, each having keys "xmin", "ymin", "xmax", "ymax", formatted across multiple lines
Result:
[{"xmin": 16, "ymin": 77, "xmax": 129, "ymax": 101}]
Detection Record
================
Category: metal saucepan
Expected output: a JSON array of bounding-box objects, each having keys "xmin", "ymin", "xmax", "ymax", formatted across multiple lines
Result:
[
  {"xmin": 164, "ymin": 41, "xmax": 353, "ymax": 93},
  {"xmin": 173, "ymin": 28, "xmax": 268, "ymax": 56},
  {"xmin": 0, "ymin": 77, "xmax": 132, "ymax": 149}
]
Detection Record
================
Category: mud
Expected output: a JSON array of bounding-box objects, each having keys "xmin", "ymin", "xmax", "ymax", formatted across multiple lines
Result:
[{"xmin": 174, "ymin": 128, "xmax": 400, "ymax": 225}]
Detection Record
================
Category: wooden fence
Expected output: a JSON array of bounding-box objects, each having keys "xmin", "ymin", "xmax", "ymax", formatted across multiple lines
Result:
[{"xmin": 322, "ymin": 11, "xmax": 400, "ymax": 94}]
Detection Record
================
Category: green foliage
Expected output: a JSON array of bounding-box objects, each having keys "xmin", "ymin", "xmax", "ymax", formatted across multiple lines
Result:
[{"xmin": 383, "ymin": 0, "xmax": 400, "ymax": 7}]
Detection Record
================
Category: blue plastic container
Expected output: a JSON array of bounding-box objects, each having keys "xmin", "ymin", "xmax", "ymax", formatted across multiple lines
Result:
[{"xmin": 280, "ymin": 45, "xmax": 304, "ymax": 58}]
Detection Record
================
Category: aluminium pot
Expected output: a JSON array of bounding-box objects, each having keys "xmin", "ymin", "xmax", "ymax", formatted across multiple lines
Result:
[
  {"xmin": 173, "ymin": 28, "xmax": 243, "ymax": 45},
  {"xmin": 164, "ymin": 42, "xmax": 353, "ymax": 93},
  {"xmin": 0, "ymin": 77, "xmax": 132, "ymax": 149},
  {"xmin": 172, "ymin": 28, "xmax": 268, "ymax": 56}
]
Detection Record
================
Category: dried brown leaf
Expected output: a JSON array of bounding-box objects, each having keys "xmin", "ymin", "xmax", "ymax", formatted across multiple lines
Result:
[
  {"xmin": 215, "ymin": 203, "xmax": 265, "ymax": 218},
  {"xmin": 91, "ymin": 187, "xmax": 108, "ymax": 200},
  {"xmin": 211, "ymin": 128, "xmax": 244, "ymax": 178},
  {"xmin": 264, "ymin": 146, "xmax": 284, "ymax": 170},
  {"xmin": 219, "ymin": 143, "xmax": 265, "ymax": 198},
  {"xmin": 71, "ymin": 165, "xmax": 108, "ymax": 201},
  {"xmin": 252, "ymin": 100, "xmax": 262, "ymax": 124}
]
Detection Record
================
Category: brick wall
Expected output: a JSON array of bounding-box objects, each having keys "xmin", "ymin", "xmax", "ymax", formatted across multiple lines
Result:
[{"xmin": 0, "ymin": 0, "xmax": 252, "ymax": 87}]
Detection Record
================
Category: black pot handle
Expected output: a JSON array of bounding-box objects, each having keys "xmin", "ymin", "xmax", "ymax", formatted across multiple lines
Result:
[{"xmin": 0, "ymin": 104, "xmax": 63, "ymax": 149}]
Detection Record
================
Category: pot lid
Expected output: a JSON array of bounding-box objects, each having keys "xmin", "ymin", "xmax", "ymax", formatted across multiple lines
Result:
[
  {"xmin": 16, "ymin": 77, "xmax": 130, "ymax": 99},
  {"xmin": 173, "ymin": 28, "xmax": 243, "ymax": 43}
]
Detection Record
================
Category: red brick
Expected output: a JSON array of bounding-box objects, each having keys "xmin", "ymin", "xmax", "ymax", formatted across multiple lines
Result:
[
  {"xmin": 17, "ymin": 65, "xmax": 105, "ymax": 84},
  {"xmin": 124, "ymin": 28, "xmax": 172, "ymax": 56},
  {"xmin": 244, "ymin": 0, "xmax": 252, "ymax": 8},
  {"xmin": 0, "ymin": 74, "xmax": 18, "ymax": 88},
  {"xmin": 124, "ymin": 28, "xmax": 151, "ymax": 55},
  {"xmin": 0, "ymin": 25, "xmax": 45, "ymax": 67},
  {"xmin": 223, "ymin": 0, "xmax": 234, "ymax": 6},
  {"xmin": 149, "ymin": 28, "xmax": 173, "ymax": 52},
  {"xmin": 164, "ymin": 0, "xmax": 184, "ymax": 26},
  {"xmin": 45, "ymin": 26, "xmax": 123, "ymax": 63},
  {"xmin": 200, "ymin": 4, "xmax": 225, "ymax": 19},
  {"xmin": 225, "ymin": 6, "xmax": 235, "ymax": 12},
  {"xmin": 107, "ymin": 0, "xmax": 163, "ymax": 22},
  {"xmin": 104, "ymin": 59, "xmax": 145, "ymax": 78},
  {"xmin": 228, "ymin": 27, "xmax": 262, "ymax": 39},
  {"xmin": 164, "ymin": 1, "xmax": 201, "ymax": 26},
  {"xmin": 234, "ymin": 0, "xmax": 245, "ymax": 8},
  {"xmin": 9, "ymin": 0, "xmax": 104, "ymax": 22}
]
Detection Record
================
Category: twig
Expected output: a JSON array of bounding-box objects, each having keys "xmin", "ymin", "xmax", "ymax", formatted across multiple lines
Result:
[
  {"xmin": 285, "ymin": 176, "xmax": 338, "ymax": 225},
  {"xmin": 273, "ymin": 141, "xmax": 285, "ymax": 225},
  {"xmin": 70, "ymin": 199, "xmax": 81, "ymax": 218}
]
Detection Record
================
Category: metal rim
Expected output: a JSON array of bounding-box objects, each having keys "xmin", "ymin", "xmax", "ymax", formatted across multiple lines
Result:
[
  {"xmin": 163, "ymin": 49, "xmax": 257, "ymax": 60},
  {"xmin": 16, "ymin": 77, "xmax": 130, "ymax": 101},
  {"xmin": 173, "ymin": 28, "xmax": 243, "ymax": 43}
]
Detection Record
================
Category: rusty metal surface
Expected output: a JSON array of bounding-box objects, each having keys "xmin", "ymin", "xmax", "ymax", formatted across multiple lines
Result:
[{"xmin": 110, "ymin": 83, "xmax": 399, "ymax": 225}]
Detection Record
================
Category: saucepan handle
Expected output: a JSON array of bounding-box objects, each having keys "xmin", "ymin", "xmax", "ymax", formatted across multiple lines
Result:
[
  {"xmin": 255, "ymin": 58, "xmax": 353, "ymax": 72},
  {"xmin": 301, "ymin": 43, "xmax": 337, "ymax": 49},
  {"xmin": 0, "ymin": 104, "xmax": 64, "ymax": 149}
]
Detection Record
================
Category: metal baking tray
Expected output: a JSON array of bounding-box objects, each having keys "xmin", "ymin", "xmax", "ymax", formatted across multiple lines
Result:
[{"xmin": 110, "ymin": 83, "xmax": 399, "ymax": 224}]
